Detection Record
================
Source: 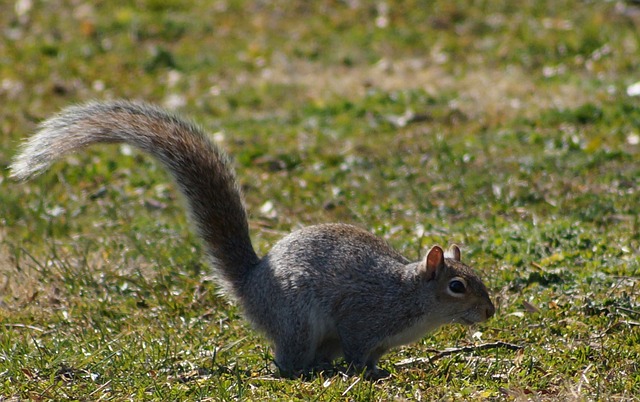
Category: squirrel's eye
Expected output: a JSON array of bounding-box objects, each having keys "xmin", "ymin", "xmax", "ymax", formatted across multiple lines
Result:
[{"xmin": 449, "ymin": 280, "xmax": 466, "ymax": 294}]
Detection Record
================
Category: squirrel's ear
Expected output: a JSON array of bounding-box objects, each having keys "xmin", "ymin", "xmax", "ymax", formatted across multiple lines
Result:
[
  {"xmin": 447, "ymin": 244, "xmax": 461, "ymax": 261},
  {"xmin": 419, "ymin": 245, "xmax": 445, "ymax": 281}
]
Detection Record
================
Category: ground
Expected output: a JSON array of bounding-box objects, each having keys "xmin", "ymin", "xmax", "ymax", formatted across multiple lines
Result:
[{"xmin": 0, "ymin": 0, "xmax": 639, "ymax": 400}]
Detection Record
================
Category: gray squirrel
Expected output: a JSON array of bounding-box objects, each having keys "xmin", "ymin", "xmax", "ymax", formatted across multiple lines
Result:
[{"xmin": 10, "ymin": 100, "xmax": 495, "ymax": 378}]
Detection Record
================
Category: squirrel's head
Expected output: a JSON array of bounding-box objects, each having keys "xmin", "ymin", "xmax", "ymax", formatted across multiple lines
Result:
[{"xmin": 417, "ymin": 245, "xmax": 495, "ymax": 325}]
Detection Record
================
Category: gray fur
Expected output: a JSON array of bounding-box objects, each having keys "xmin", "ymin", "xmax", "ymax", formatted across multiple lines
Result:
[{"xmin": 11, "ymin": 100, "xmax": 495, "ymax": 377}]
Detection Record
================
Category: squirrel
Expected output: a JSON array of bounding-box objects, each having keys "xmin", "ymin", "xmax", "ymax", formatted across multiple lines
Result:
[{"xmin": 10, "ymin": 100, "xmax": 495, "ymax": 378}]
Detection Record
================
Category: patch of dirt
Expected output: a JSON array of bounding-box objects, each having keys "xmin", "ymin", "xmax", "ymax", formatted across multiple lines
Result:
[
  {"xmin": 254, "ymin": 57, "xmax": 592, "ymax": 123},
  {"xmin": 0, "ymin": 229, "xmax": 57, "ymax": 310},
  {"xmin": 0, "ymin": 229, "xmax": 35, "ymax": 309}
]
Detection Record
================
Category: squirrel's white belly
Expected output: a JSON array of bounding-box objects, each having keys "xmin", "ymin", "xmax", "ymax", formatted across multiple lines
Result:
[{"xmin": 385, "ymin": 316, "xmax": 441, "ymax": 348}]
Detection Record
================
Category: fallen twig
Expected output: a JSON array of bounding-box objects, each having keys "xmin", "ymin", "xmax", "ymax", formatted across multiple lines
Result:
[
  {"xmin": 395, "ymin": 341, "xmax": 524, "ymax": 367},
  {"xmin": 598, "ymin": 320, "xmax": 640, "ymax": 338}
]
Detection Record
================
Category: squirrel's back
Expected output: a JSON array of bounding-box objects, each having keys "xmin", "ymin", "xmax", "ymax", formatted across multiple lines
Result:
[{"xmin": 246, "ymin": 223, "xmax": 411, "ymax": 308}]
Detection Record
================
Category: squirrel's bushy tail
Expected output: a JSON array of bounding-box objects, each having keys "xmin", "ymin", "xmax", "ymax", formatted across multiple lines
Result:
[{"xmin": 11, "ymin": 100, "xmax": 259, "ymax": 291}]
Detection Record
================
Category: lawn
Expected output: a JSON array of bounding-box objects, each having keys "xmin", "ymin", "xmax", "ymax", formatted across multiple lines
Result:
[{"xmin": 1, "ymin": 0, "xmax": 639, "ymax": 400}]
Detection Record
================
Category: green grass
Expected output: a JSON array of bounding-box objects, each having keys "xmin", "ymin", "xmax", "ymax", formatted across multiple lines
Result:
[{"xmin": 1, "ymin": 0, "xmax": 639, "ymax": 400}]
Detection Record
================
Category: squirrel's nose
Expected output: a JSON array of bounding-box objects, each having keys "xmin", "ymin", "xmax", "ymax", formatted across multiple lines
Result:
[{"xmin": 485, "ymin": 302, "xmax": 495, "ymax": 319}]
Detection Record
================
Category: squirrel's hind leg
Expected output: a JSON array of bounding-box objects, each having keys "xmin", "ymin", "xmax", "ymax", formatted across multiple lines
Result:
[
  {"xmin": 314, "ymin": 337, "xmax": 342, "ymax": 364},
  {"xmin": 272, "ymin": 332, "xmax": 317, "ymax": 378}
]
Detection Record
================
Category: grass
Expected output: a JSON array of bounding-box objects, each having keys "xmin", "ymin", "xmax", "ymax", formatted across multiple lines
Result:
[{"xmin": 1, "ymin": 0, "xmax": 639, "ymax": 400}]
